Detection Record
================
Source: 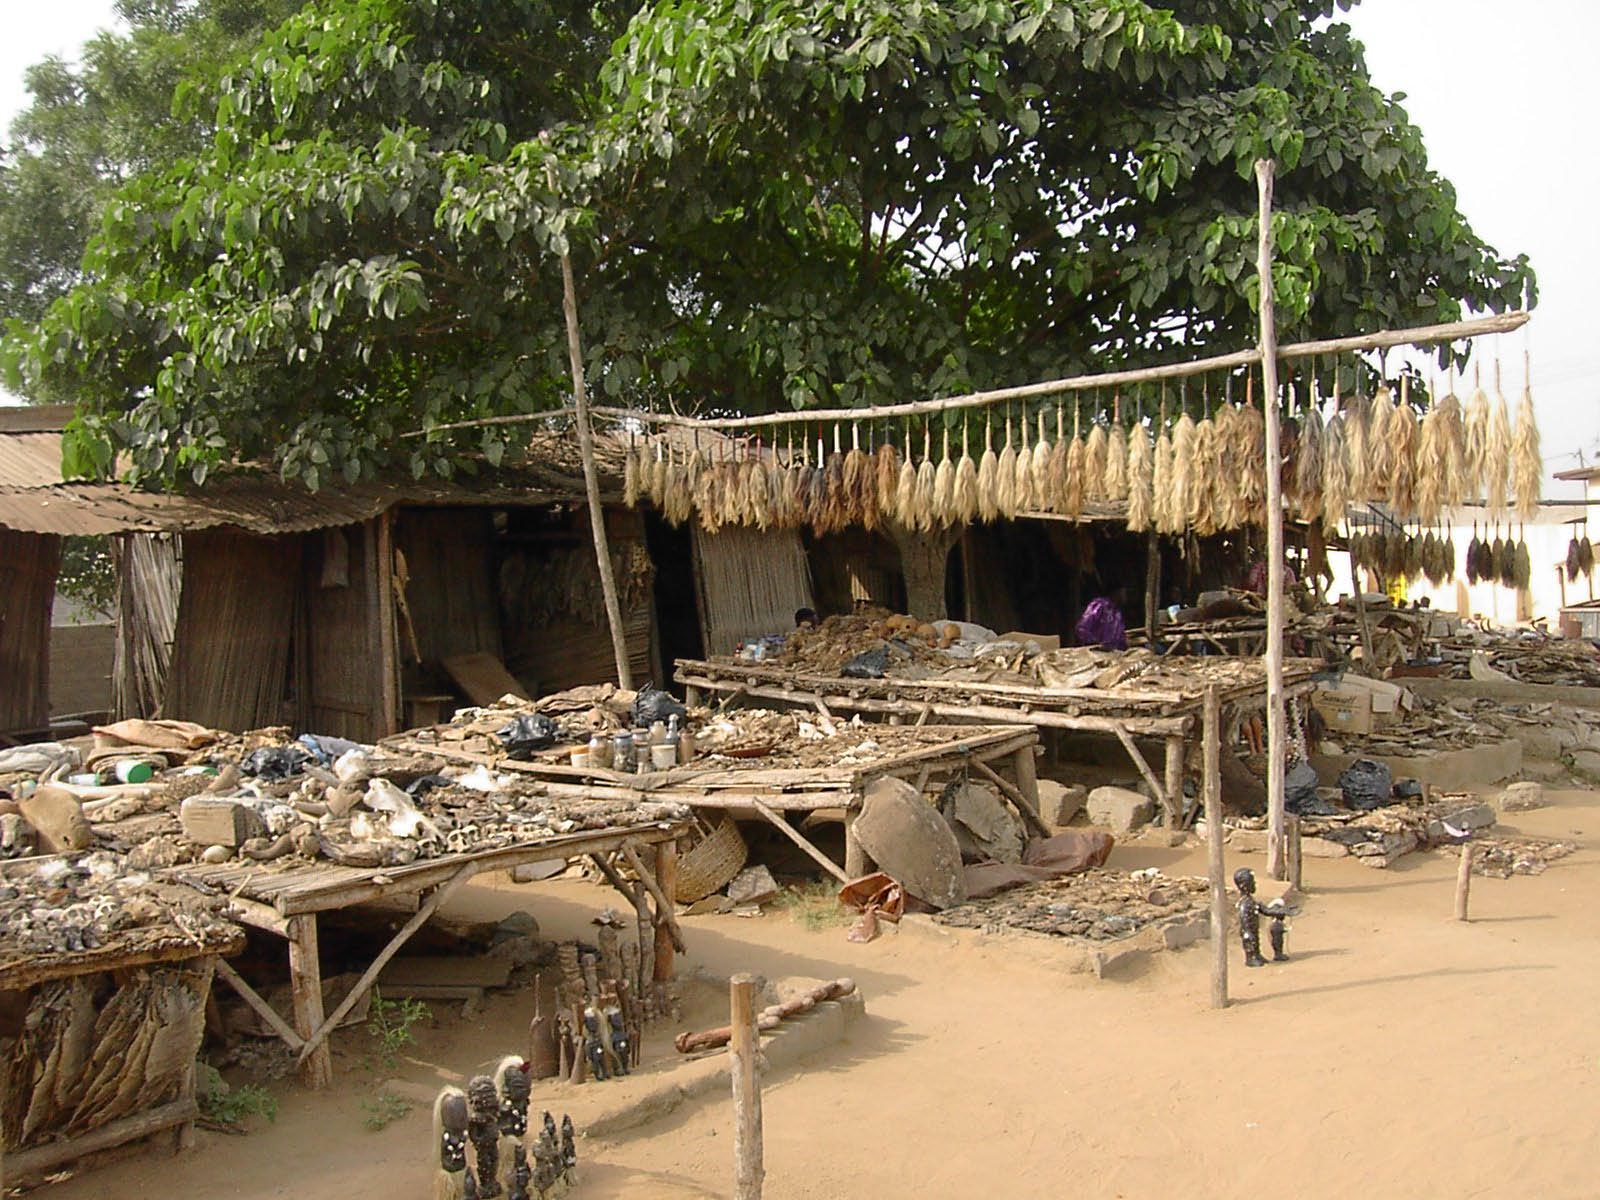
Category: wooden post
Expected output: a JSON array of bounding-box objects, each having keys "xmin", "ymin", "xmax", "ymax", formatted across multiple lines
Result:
[
  {"xmin": 1163, "ymin": 734, "xmax": 1186, "ymax": 827},
  {"xmin": 558, "ymin": 250, "xmax": 634, "ymax": 690},
  {"xmin": 653, "ymin": 838, "xmax": 679, "ymax": 982},
  {"xmin": 288, "ymin": 915, "xmax": 333, "ymax": 1089},
  {"xmin": 1285, "ymin": 813, "xmax": 1303, "ymax": 892},
  {"xmin": 1455, "ymin": 843, "xmax": 1474, "ymax": 921},
  {"xmin": 1145, "ymin": 529, "xmax": 1161, "ymax": 650},
  {"xmin": 1203, "ymin": 685, "xmax": 1228, "ymax": 1009},
  {"xmin": 1010, "ymin": 743, "xmax": 1040, "ymax": 817},
  {"xmin": 1255, "ymin": 157, "xmax": 1288, "ymax": 882},
  {"xmin": 729, "ymin": 973, "xmax": 764, "ymax": 1200},
  {"xmin": 843, "ymin": 814, "xmax": 869, "ymax": 879}
]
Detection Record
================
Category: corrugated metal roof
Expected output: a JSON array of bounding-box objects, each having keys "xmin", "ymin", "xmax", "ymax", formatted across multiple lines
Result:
[
  {"xmin": 0, "ymin": 404, "xmax": 72, "ymax": 434},
  {"xmin": 0, "ymin": 431, "xmax": 72, "ymax": 489}
]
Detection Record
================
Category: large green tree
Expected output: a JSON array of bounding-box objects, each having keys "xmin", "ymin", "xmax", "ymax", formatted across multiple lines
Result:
[
  {"xmin": 6, "ymin": 0, "xmax": 1532, "ymax": 490},
  {"xmin": 0, "ymin": 0, "xmax": 300, "ymax": 336}
]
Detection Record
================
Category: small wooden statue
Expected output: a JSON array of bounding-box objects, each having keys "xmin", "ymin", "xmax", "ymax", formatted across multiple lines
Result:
[
  {"xmin": 466, "ymin": 1073, "xmax": 503, "ymax": 1198},
  {"xmin": 432, "ymin": 1086, "xmax": 471, "ymax": 1200}
]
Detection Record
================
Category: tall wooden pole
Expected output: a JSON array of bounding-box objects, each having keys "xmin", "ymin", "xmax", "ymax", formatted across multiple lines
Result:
[
  {"xmin": 729, "ymin": 973, "xmax": 765, "ymax": 1200},
  {"xmin": 559, "ymin": 251, "xmax": 634, "ymax": 690},
  {"xmin": 1203, "ymin": 684, "xmax": 1227, "ymax": 1009},
  {"xmin": 1255, "ymin": 158, "xmax": 1287, "ymax": 881}
]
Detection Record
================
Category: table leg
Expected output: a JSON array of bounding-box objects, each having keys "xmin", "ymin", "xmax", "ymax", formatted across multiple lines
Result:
[
  {"xmin": 1164, "ymin": 735, "xmax": 1186, "ymax": 827},
  {"xmin": 653, "ymin": 840, "xmax": 679, "ymax": 983},
  {"xmin": 1010, "ymin": 744, "xmax": 1040, "ymax": 813},
  {"xmin": 844, "ymin": 812, "xmax": 870, "ymax": 879},
  {"xmin": 288, "ymin": 914, "xmax": 333, "ymax": 1089}
]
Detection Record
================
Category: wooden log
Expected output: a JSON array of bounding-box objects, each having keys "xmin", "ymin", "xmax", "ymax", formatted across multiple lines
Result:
[
  {"xmin": 288, "ymin": 915, "xmax": 333, "ymax": 1089},
  {"xmin": 1163, "ymin": 735, "xmax": 1186, "ymax": 828},
  {"xmin": 653, "ymin": 839, "xmax": 680, "ymax": 983},
  {"xmin": 3, "ymin": 1096, "xmax": 197, "ymax": 1184},
  {"xmin": 618, "ymin": 842, "xmax": 686, "ymax": 956},
  {"xmin": 295, "ymin": 862, "xmax": 481, "ymax": 1064},
  {"xmin": 676, "ymin": 979, "xmax": 856, "ymax": 1052},
  {"xmin": 750, "ymin": 799, "xmax": 851, "ymax": 885},
  {"xmin": 1106, "ymin": 723, "xmax": 1170, "ymax": 820},
  {"xmin": 212, "ymin": 957, "xmax": 304, "ymax": 1051},
  {"xmin": 1203, "ymin": 685, "xmax": 1228, "ymax": 1010},
  {"xmin": 843, "ymin": 813, "xmax": 870, "ymax": 879},
  {"xmin": 1010, "ymin": 743, "xmax": 1041, "ymax": 817},
  {"xmin": 1455, "ymin": 843, "xmax": 1474, "ymax": 921},
  {"xmin": 1285, "ymin": 814, "xmax": 1303, "ymax": 892},
  {"xmin": 967, "ymin": 758, "xmax": 1052, "ymax": 839},
  {"xmin": 1256, "ymin": 158, "xmax": 1287, "ymax": 883},
  {"xmin": 559, "ymin": 245, "xmax": 633, "ymax": 690},
  {"xmin": 729, "ymin": 973, "xmax": 764, "ymax": 1200}
]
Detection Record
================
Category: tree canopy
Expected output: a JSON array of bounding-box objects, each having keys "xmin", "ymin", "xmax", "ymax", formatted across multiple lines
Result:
[{"xmin": 4, "ymin": 0, "xmax": 1534, "ymax": 489}]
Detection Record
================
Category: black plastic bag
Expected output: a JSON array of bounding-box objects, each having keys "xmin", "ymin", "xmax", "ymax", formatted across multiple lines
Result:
[
  {"xmin": 841, "ymin": 647, "xmax": 889, "ymax": 679},
  {"xmin": 496, "ymin": 714, "xmax": 560, "ymax": 758},
  {"xmin": 1337, "ymin": 758, "xmax": 1393, "ymax": 811},
  {"xmin": 241, "ymin": 745, "xmax": 311, "ymax": 781},
  {"xmin": 1284, "ymin": 761, "xmax": 1336, "ymax": 815},
  {"xmin": 405, "ymin": 773, "xmax": 454, "ymax": 798},
  {"xmin": 632, "ymin": 683, "xmax": 686, "ymax": 727}
]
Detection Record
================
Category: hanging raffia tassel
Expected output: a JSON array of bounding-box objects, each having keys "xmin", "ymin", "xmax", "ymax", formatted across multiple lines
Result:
[
  {"xmin": 1345, "ymin": 391, "xmax": 1370, "ymax": 503},
  {"xmin": 1387, "ymin": 381, "xmax": 1418, "ymax": 519},
  {"xmin": 1367, "ymin": 384, "xmax": 1398, "ymax": 502},
  {"xmin": 802, "ymin": 440, "xmax": 827, "ymax": 530},
  {"xmin": 719, "ymin": 457, "xmax": 745, "ymax": 530},
  {"xmin": 1462, "ymin": 369, "xmax": 1490, "ymax": 500},
  {"xmin": 996, "ymin": 411, "xmax": 1020, "ymax": 518},
  {"xmin": 646, "ymin": 439, "xmax": 668, "ymax": 507},
  {"xmin": 934, "ymin": 426, "xmax": 956, "ymax": 525},
  {"xmin": 1127, "ymin": 419, "xmax": 1153, "ymax": 533},
  {"xmin": 1513, "ymin": 354, "xmax": 1541, "ymax": 520},
  {"xmin": 1415, "ymin": 388, "xmax": 1446, "ymax": 525},
  {"xmin": 1031, "ymin": 411, "xmax": 1053, "ymax": 506},
  {"xmin": 1013, "ymin": 410, "xmax": 1035, "ymax": 511},
  {"xmin": 914, "ymin": 425, "xmax": 938, "ymax": 531},
  {"xmin": 1294, "ymin": 391, "xmax": 1324, "ymax": 528},
  {"xmin": 1187, "ymin": 414, "xmax": 1219, "ymax": 534},
  {"xmin": 662, "ymin": 447, "xmax": 690, "ymax": 526},
  {"xmin": 1062, "ymin": 408, "xmax": 1086, "ymax": 519},
  {"xmin": 1083, "ymin": 418, "xmax": 1107, "ymax": 504},
  {"xmin": 820, "ymin": 431, "xmax": 848, "ymax": 533},
  {"xmin": 1104, "ymin": 417, "xmax": 1128, "ymax": 503},
  {"xmin": 1047, "ymin": 406, "xmax": 1071, "ymax": 513},
  {"xmin": 1237, "ymin": 401, "xmax": 1266, "ymax": 526},
  {"xmin": 1170, "ymin": 410, "xmax": 1196, "ymax": 535},
  {"xmin": 875, "ymin": 436, "xmax": 900, "ymax": 519},
  {"xmin": 895, "ymin": 423, "xmax": 919, "ymax": 529},
  {"xmin": 1485, "ymin": 372, "xmax": 1513, "ymax": 518},
  {"xmin": 746, "ymin": 444, "xmax": 771, "ymax": 530},
  {"xmin": 1321, "ymin": 410, "xmax": 1348, "ymax": 534},
  {"xmin": 955, "ymin": 421, "xmax": 980, "ymax": 524},
  {"xmin": 693, "ymin": 450, "xmax": 722, "ymax": 533},
  {"xmin": 769, "ymin": 444, "xmax": 796, "ymax": 530},
  {"xmin": 977, "ymin": 413, "xmax": 1000, "ymax": 522},
  {"xmin": 623, "ymin": 437, "xmax": 641, "ymax": 508},
  {"xmin": 1152, "ymin": 413, "xmax": 1176, "ymax": 534},
  {"xmin": 843, "ymin": 424, "xmax": 872, "ymax": 530}
]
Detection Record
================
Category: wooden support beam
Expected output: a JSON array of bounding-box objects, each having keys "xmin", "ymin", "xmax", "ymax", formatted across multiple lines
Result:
[
  {"xmin": 288, "ymin": 915, "xmax": 333, "ymax": 1089},
  {"xmin": 619, "ymin": 842, "xmax": 686, "ymax": 954},
  {"xmin": 1163, "ymin": 735, "xmax": 1187, "ymax": 829},
  {"xmin": 296, "ymin": 862, "xmax": 481, "ymax": 1065},
  {"xmin": 1107, "ymin": 722, "xmax": 1170, "ymax": 818},
  {"xmin": 3, "ymin": 1097, "xmax": 198, "ymax": 1184},
  {"xmin": 729, "ymin": 973, "xmax": 765, "ymax": 1200},
  {"xmin": 968, "ymin": 757, "xmax": 1052, "ymax": 839},
  {"xmin": 1203, "ymin": 685, "xmax": 1228, "ymax": 1010},
  {"xmin": 843, "ymin": 813, "xmax": 870, "ymax": 880},
  {"xmin": 1256, "ymin": 157, "xmax": 1288, "ymax": 883},
  {"xmin": 751, "ymin": 798, "xmax": 851, "ymax": 885},
  {"xmin": 213, "ymin": 957, "xmax": 304, "ymax": 1051},
  {"xmin": 654, "ymin": 838, "xmax": 680, "ymax": 982}
]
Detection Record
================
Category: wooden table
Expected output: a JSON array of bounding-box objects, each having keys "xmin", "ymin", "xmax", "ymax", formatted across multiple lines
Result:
[
  {"xmin": 166, "ymin": 822, "xmax": 688, "ymax": 1089},
  {"xmin": 674, "ymin": 656, "xmax": 1318, "ymax": 827}
]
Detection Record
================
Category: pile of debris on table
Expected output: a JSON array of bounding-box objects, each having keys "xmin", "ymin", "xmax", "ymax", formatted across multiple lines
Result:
[
  {"xmin": 1429, "ymin": 627, "xmax": 1600, "ymax": 687},
  {"xmin": 935, "ymin": 867, "xmax": 1209, "ymax": 942}
]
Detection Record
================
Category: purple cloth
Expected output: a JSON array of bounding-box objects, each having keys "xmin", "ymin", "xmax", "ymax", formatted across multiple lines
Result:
[{"xmin": 1075, "ymin": 597, "xmax": 1126, "ymax": 649}]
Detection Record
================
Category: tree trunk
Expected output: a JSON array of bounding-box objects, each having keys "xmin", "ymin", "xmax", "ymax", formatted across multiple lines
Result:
[{"xmin": 887, "ymin": 522, "xmax": 961, "ymax": 621}]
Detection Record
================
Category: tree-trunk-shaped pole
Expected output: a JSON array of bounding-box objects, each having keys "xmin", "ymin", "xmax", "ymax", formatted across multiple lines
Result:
[
  {"xmin": 1255, "ymin": 158, "xmax": 1287, "ymax": 881},
  {"xmin": 729, "ymin": 973, "xmax": 764, "ymax": 1199},
  {"xmin": 1203, "ymin": 684, "xmax": 1227, "ymax": 1009},
  {"xmin": 559, "ymin": 251, "xmax": 634, "ymax": 690}
]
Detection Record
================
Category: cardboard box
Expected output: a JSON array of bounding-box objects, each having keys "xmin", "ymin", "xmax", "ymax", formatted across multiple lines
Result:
[{"xmin": 1311, "ymin": 688, "xmax": 1373, "ymax": 735}]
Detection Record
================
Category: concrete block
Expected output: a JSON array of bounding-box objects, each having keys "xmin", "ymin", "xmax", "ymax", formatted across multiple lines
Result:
[
  {"xmin": 1085, "ymin": 786, "xmax": 1155, "ymax": 835},
  {"xmin": 1498, "ymin": 781, "xmax": 1546, "ymax": 812}
]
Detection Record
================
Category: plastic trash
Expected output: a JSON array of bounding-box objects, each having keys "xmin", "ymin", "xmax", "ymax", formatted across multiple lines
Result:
[
  {"xmin": 333, "ymin": 748, "xmax": 378, "ymax": 785},
  {"xmin": 1283, "ymin": 761, "xmax": 1332, "ymax": 815},
  {"xmin": 0, "ymin": 743, "xmax": 80, "ymax": 776},
  {"xmin": 495, "ymin": 713, "xmax": 560, "ymax": 757},
  {"xmin": 632, "ymin": 683, "xmax": 686, "ymax": 727},
  {"xmin": 241, "ymin": 745, "xmax": 311, "ymax": 781},
  {"xmin": 297, "ymin": 733, "xmax": 368, "ymax": 767},
  {"xmin": 841, "ymin": 647, "xmax": 890, "ymax": 678},
  {"xmin": 1337, "ymin": 758, "xmax": 1393, "ymax": 811},
  {"xmin": 405, "ymin": 773, "xmax": 453, "ymax": 798}
]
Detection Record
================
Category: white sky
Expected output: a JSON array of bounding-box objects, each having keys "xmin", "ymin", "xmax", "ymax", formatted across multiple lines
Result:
[{"xmin": 1, "ymin": 1, "xmax": 1596, "ymax": 495}]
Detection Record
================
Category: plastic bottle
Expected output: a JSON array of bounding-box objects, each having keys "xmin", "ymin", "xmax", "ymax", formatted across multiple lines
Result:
[{"xmin": 112, "ymin": 759, "xmax": 156, "ymax": 784}]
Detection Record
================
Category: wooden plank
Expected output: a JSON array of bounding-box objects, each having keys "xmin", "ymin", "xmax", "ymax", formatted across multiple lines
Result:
[
  {"xmin": 295, "ymin": 861, "xmax": 482, "ymax": 1064},
  {"xmin": 0, "ymin": 931, "xmax": 244, "ymax": 991},
  {"xmin": 3, "ymin": 1096, "xmax": 198, "ymax": 1184},
  {"xmin": 1107, "ymin": 722, "xmax": 1170, "ymax": 816},
  {"xmin": 1164, "ymin": 735, "xmax": 1187, "ymax": 829},
  {"xmin": 212, "ymin": 956, "xmax": 304, "ymax": 1051},
  {"xmin": 730, "ymin": 974, "xmax": 765, "ymax": 1200},
  {"xmin": 288, "ymin": 915, "xmax": 333, "ymax": 1089},
  {"xmin": 751, "ymin": 799, "xmax": 851, "ymax": 885},
  {"xmin": 441, "ymin": 651, "xmax": 531, "ymax": 706}
]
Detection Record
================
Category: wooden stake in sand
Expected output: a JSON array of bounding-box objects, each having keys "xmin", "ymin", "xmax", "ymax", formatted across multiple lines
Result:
[
  {"xmin": 1203, "ymin": 684, "xmax": 1228, "ymax": 1009},
  {"xmin": 1455, "ymin": 843, "xmax": 1474, "ymax": 921},
  {"xmin": 730, "ymin": 973, "xmax": 765, "ymax": 1200}
]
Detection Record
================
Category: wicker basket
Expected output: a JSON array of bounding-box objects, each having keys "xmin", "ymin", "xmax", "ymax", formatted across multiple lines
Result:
[{"xmin": 674, "ymin": 815, "xmax": 748, "ymax": 903}]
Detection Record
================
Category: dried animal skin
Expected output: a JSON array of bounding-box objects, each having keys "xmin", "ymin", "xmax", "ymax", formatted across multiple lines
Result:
[
  {"xmin": 977, "ymin": 420, "xmax": 1000, "ymax": 522},
  {"xmin": 1415, "ymin": 402, "xmax": 1446, "ymax": 524},
  {"xmin": 819, "ymin": 451, "xmax": 848, "ymax": 533},
  {"xmin": 769, "ymin": 459, "xmax": 798, "ymax": 529},
  {"xmin": 663, "ymin": 451, "xmax": 695, "ymax": 526},
  {"xmin": 1126, "ymin": 423, "xmax": 1153, "ymax": 533},
  {"xmin": 1466, "ymin": 528, "xmax": 1481, "ymax": 584},
  {"xmin": 623, "ymin": 443, "xmax": 641, "ymax": 507},
  {"xmin": 1485, "ymin": 387, "xmax": 1513, "ymax": 517},
  {"xmin": 1463, "ymin": 384, "xmax": 1490, "ymax": 500},
  {"xmin": 1386, "ymin": 399, "xmax": 1418, "ymax": 519},
  {"xmin": 996, "ymin": 416, "xmax": 1020, "ymax": 518},
  {"xmin": 1580, "ymin": 537, "xmax": 1595, "ymax": 576},
  {"xmin": 693, "ymin": 457, "xmax": 722, "ymax": 533},
  {"xmin": 1186, "ymin": 416, "xmax": 1218, "ymax": 534},
  {"xmin": 1320, "ymin": 413, "xmax": 1349, "ymax": 533},
  {"xmin": 875, "ymin": 442, "xmax": 901, "ymax": 518},
  {"xmin": 1103, "ymin": 423, "xmax": 1128, "ymax": 502},
  {"xmin": 933, "ymin": 429, "xmax": 956, "ymax": 525},
  {"xmin": 955, "ymin": 425, "xmax": 980, "ymax": 524},
  {"xmin": 1513, "ymin": 537, "xmax": 1532, "ymax": 590},
  {"xmin": 1236, "ymin": 404, "xmax": 1266, "ymax": 525},
  {"xmin": 1294, "ymin": 403, "xmax": 1324, "ymax": 527},
  {"xmin": 843, "ymin": 440, "xmax": 873, "ymax": 530},
  {"xmin": 1512, "ymin": 382, "xmax": 1541, "ymax": 520},
  {"xmin": 745, "ymin": 455, "xmax": 771, "ymax": 529},
  {"xmin": 1345, "ymin": 396, "xmax": 1371, "ymax": 502},
  {"xmin": 1170, "ymin": 413, "xmax": 1196, "ymax": 534},
  {"xmin": 1367, "ymin": 385, "xmax": 1398, "ymax": 499},
  {"xmin": 1433, "ymin": 389, "xmax": 1466, "ymax": 508},
  {"xmin": 1083, "ymin": 422, "xmax": 1107, "ymax": 503},
  {"xmin": 649, "ymin": 443, "xmax": 670, "ymax": 507}
]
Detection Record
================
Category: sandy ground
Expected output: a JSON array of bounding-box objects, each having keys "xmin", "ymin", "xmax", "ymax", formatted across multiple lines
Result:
[{"xmin": 37, "ymin": 786, "xmax": 1600, "ymax": 1200}]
